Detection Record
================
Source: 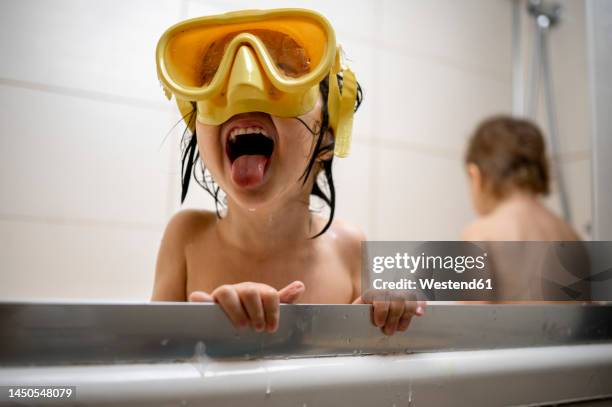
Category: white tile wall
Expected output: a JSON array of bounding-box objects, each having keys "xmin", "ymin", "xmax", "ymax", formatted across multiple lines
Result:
[
  {"xmin": 187, "ymin": 0, "xmax": 380, "ymax": 43},
  {"xmin": 0, "ymin": 218, "xmax": 161, "ymax": 300},
  {"xmin": 333, "ymin": 142, "xmax": 373, "ymax": 237},
  {"xmin": 372, "ymin": 145, "xmax": 473, "ymax": 240},
  {"xmin": 372, "ymin": 47, "xmax": 512, "ymax": 150},
  {"xmin": 0, "ymin": 0, "xmax": 182, "ymax": 103},
  {"xmin": 550, "ymin": 0, "xmax": 593, "ymax": 238},
  {"xmin": 0, "ymin": 0, "xmax": 593, "ymax": 300},
  {"xmin": 379, "ymin": 0, "xmax": 513, "ymax": 82},
  {"xmin": 0, "ymin": 85, "xmax": 176, "ymax": 225}
]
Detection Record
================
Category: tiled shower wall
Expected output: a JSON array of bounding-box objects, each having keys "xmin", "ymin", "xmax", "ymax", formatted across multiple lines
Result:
[{"xmin": 0, "ymin": 0, "xmax": 592, "ymax": 300}]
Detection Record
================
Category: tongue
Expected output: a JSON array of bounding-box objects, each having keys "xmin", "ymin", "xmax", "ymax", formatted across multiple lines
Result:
[{"xmin": 231, "ymin": 155, "xmax": 268, "ymax": 188}]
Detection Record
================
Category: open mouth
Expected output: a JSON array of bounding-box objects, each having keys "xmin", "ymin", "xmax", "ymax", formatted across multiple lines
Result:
[
  {"xmin": 226, "ymin": 127, "xmax": 274, "ymax": 163},
  {"xmin": 226, "ymin": 126, "xmax": 275, "ymax": 188}
]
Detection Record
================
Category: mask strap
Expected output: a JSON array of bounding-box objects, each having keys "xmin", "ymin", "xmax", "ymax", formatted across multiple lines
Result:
[
  {"xmin": 162, "ymin": 80, "xmax": 196, "ymax": 132},
  {"xmin": 327, "ymin": 47, "xmax": 357, "ymax": 158},
  {"xmin": 332, "ymin": 67, "xmax": 356, "ymax": 157}
]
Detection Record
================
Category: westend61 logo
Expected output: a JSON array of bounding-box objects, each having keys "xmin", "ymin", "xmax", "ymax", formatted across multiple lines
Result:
[
  {"xmin": 362, "ymin": 241, "xmax": 612, "ymax": 301},
  {"xmin": 372, "ymin": 252, "xmax": 488, "ymax": 274},
  {"xmin": 369, "ymin": 251, "xmax": 492, "ymax": 293}
]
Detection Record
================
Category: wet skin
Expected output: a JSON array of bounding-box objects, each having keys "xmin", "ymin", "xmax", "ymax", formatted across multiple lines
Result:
[{"xmin": 152, "ymin": 98, "xmax": 425, "ymax": 335}]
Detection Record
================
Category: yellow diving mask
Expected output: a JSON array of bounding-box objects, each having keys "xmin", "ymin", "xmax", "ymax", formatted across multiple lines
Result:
[{"xmin": 156, "ymin": 8, "xmax": 358, "ymax": 157}]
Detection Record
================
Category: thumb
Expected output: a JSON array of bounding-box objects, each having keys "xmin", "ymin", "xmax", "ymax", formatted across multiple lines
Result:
[
  {"xmin": 278, "ymin": 281, "xmax": 306, "ymax": 304},
  {"xmin": 188, "ymin": 290, "xmax": 214, "ymax": 302},
  {"xmin": 352, "ymin": 296, "xmax": 366, "ymax": 304}
]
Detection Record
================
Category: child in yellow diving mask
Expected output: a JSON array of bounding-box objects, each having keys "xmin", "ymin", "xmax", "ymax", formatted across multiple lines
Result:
[{"xmin": 151, "ymin": 8, "xmax": 425, "ymax": 335}]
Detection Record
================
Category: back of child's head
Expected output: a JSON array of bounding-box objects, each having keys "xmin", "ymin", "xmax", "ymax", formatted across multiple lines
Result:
[{"xmin": 465, "ymin": 115, "xmax": 550, "ymax": 198}]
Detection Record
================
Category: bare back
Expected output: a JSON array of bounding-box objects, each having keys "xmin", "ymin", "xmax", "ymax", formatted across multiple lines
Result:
[{"xmin": 462, "ymin": 195, "xmax": 580, "ymax": 241}]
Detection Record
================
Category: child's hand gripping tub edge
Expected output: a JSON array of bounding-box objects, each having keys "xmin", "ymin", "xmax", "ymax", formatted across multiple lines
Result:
[
  {"xmin": 188, "ymin": 281, "xmax": 427, "ymax": 336},
  {"xmin": 188, "ymin": 281, "xmax": 306, "ymax": 333}
]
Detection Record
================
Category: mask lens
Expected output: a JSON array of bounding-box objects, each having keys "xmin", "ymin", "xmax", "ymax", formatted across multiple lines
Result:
[{"xmin": 199, "ymin": 29, "xmax": 311, "ymax": 86}]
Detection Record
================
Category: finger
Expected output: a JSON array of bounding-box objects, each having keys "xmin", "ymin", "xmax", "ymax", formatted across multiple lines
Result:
[
  {"xmin": 397, "ymin": 310, "xmax": 414, "ymax": 332},
  {"xmin": 278, "ymin": 281, "xmax": 305, "ymax": 304},
  {"xmin": 237, "ymin": 284, "xmax": 265, "ymax": 332},
  {"xmin": 352, "ymin": 296, "xmax": 365, "ymax": 304},
  {"xmin": 188, "ymin": 291, "xmax": 213, "ymax": 302},
  {"xmin": 360, "ymin": 289, "xmax": 376, "ymax": 304},
  {"xmin": 416, "ymin": 300, "xmax": 427, "ymax": 316},
  {"xmin": 383, "ymin": 300, "xmax": 405, "ymax": 336},
  {"xmin": 372, "ymin": 301, "xmax": 390, "ymax": 328},
  {"xmin": 403, "ymin": 300, "xmax": 420, "ymax": 315},
  {"xmin": 261, "ymin": 287, "xmax": 280, "ymax": 332},
  {"xmin": 212, "ymin": 285, "xmax": 248, "ymax": 328}
]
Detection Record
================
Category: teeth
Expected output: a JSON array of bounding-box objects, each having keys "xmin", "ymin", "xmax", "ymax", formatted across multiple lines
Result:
[{"xmin": 229, "ymin": 126, "xmax": 270, "ymax": 141}]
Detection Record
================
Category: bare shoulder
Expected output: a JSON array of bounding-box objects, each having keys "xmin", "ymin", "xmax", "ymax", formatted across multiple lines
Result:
[
  {"xmin": 152, "ymin": 209, "xmax": 216, "ymax": 301},
  {"xmin": 163, "ymin": 209, "xmax": 217, "ymax": 244},
  {"xmin": 326, "ymin": 218, "xmax": 365, "ymax": 301},
  {"xmin": 327, "ymin": 217, "xmax": 366, "ymax": 271},
  {"xmin": 461, "ymin": 218, "xmax": 490, "ymax": 241},
  {"xmin": 548, "ymin": 211, "xmax": 582, "ymax": 241},
  {"xmin": 330, "ymin": 217, "xmax": 366, "ymax": 250}
]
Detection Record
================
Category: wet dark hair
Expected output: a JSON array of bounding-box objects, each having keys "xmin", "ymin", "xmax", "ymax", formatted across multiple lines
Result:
[
  {"xmin": 179, "ymin": 74, "xmax": 363, "ymax": 238},
  {"xmin": 465, "ymin": 115, "xmax": 550, "ymax": 198}
]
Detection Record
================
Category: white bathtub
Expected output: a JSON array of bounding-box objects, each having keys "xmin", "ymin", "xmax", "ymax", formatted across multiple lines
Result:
[{"xmin": 1, "ymin": 302, "xmax": 611, "ymax": 406}]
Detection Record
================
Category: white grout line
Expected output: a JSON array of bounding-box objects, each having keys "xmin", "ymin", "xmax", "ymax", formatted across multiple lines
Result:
[
  {"xmin": 0, "ymin": 78, "xmax": 172, "ymax": 113},
  {"xmin": 186, "ymin": 0, "xmax": 511, "ymax": 86},
  {"xmin": 362, "ymin": 39, "xmax": 512, "ymax": 86},
  {"xmin": 0, "ymin": 212, "xmax": 164, "ymax": 232},
  {"xmin": 351, "ymin": 134, "xmax": 592, "ymax": 164}
]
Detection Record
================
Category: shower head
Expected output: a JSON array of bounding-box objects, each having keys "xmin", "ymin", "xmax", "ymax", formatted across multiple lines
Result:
[{"xmin": 527, "ymin": 0, "xmax": 562, "ymax": 28}]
